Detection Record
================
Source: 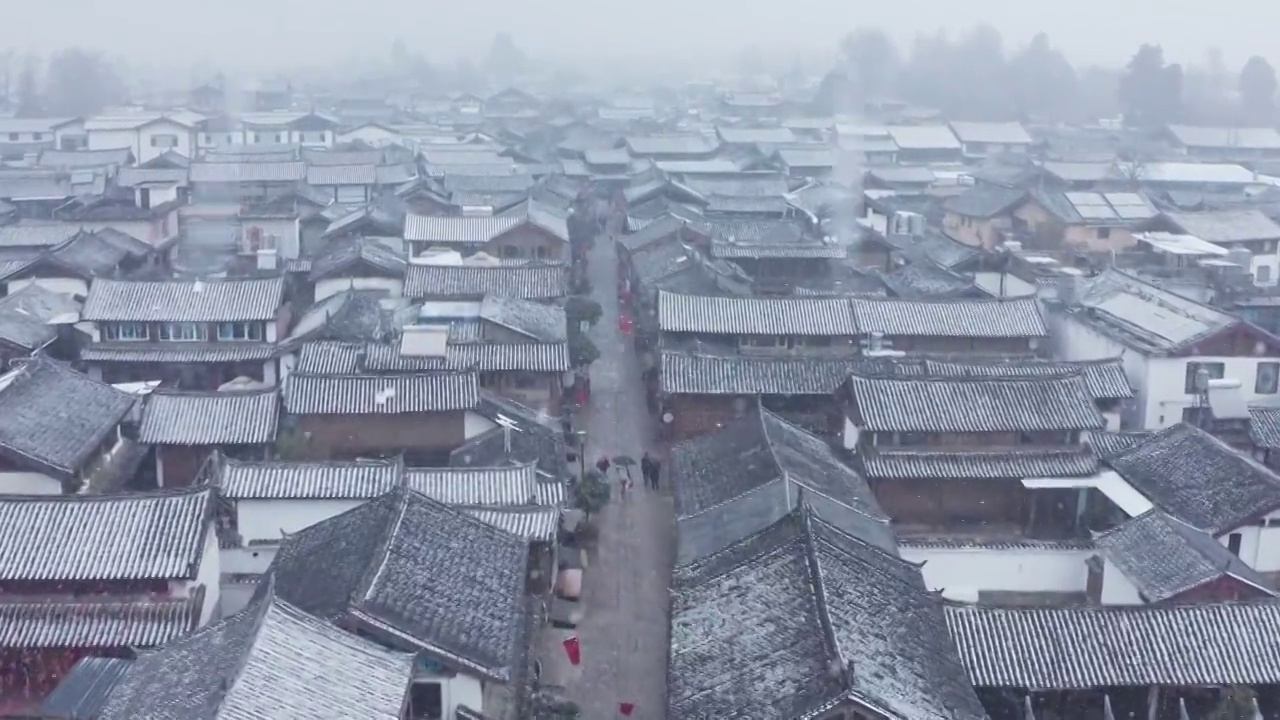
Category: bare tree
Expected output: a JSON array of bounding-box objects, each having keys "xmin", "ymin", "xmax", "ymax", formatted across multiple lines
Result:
[{"xmin": 45, "ymin": 47, "xmax": 127, "ymax": 117}]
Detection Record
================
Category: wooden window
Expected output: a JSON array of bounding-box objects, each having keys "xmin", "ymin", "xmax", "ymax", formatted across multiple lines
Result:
[
  {"xmin": 217, "ymin": 323, "xmax": 264, "ymax": 341},
  {"xmin": 1257, "ymin": 362, "xmax": 1279, "ymax": 394},
  {"xmin": 158, "ymin": 323, "xmax": 206, "ymax": 341},
  {"xmin": 103, "ymin": 323, "xmax": 148, "ymax": 341}
]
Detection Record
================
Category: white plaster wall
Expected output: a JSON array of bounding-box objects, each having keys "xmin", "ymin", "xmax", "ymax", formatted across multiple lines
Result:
[
  {"xmin": 337, "ymin": 125, "xmax": 402, "ymax": 147},
  {"xmin": 1251, "ymin": 252, "xmax": 1280, "ymax": 286},
  {"xmin": 1143, "ymin": 355, "xmax": 1280, "ymax": 430},
  {"xmin": 411, "ymin": 674, "xmax": 486, "ymax": 720},
  {"xmin": 0, "ymin": 471, "xmax": 61, "ymax": 494},
  {"xmin": 87, "ymin": 128, "xmax": 136, "ymax": 154},
  {"xmin": 220, "ymin": 545, "xmax": 276, "ymax": 576},
  {"xmin": 898, "ymin": 545, "xmax": 1092, "ymax": 597},
  {"xmin": 464, "ymin": 411, "xmax": 498, "ymax": 440},
  {"xmin": 1100, "ymin": 559, "xmax": 1144, "ymax": 605},
  {"xmin": 169, "ymin": 525, "xmax": 221, "ymax": 626},
  {"xmin": 314, "ymin": 276, "xmax": 404, "ymax": 303},
  {"xmin": 236, "ymin": 498, "xmax": 366, "ymax": 544},
  {"xmin": 138, "ymin": 121, "xmax": 195, "ymax": 163},
  {"xmin": 217, "ymin": 580, "xmax": 258, "ymax": 618}
]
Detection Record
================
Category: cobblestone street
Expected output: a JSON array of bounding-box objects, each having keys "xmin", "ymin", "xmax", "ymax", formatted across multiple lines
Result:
[{"xmin": 555, "ymin": 222, "xmax": 676, "ymax": 719}]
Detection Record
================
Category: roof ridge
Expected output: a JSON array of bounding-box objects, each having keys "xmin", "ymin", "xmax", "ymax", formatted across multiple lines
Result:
[
  {"xmin": 799, "ymin": 503, "xmax": 851, "ymax": 690},
  {"xmin": 0, "ymin": 484, "xmax": 212, "ymax": 503}
]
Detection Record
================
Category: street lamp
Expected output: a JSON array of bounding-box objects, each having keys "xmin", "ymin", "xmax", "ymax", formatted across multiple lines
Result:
[{"xmin": 574, "ymin": 430, "xmax": 588, "ymax": 481}]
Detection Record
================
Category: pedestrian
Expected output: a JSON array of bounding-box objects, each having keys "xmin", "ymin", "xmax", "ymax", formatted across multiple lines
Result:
[
  {"xmin": 650, "ymin": 456, "xmax": 662, "ymax": 490},
  {"xmin": 595, "ymin": 455, "xmax": 611, "ymax": 476},
  {"xmin": 641, "ymin": 452, "xmax": 655, "ymax": 490}
]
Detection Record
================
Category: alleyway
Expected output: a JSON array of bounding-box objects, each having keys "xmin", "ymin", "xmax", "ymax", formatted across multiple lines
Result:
[{"xmin": 558, "ymin": 220, "xmax": 676, "ymax": 719}]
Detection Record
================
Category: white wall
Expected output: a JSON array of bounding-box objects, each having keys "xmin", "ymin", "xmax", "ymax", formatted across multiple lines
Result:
[
  {"xmin": 235, "ymin": 498, "xmax": 364, "ymax": 544},
  {"xmin": 169, "ymin": 524, "xmax": 221, "ymax": 626},
  {"xmin": 1100, "ymin": 559, "xmax": 1144, "ymax": 605},
  {"xmin": 138, "ymin": 120, "xmax": 195, "ymax": 163},
  {"xmin": 236, "ymin": 497, "xmax": 366, "ymax": 545},
  {"xmin": 1143, "ymin": 355, "xmax": 1280, "ymax": 430},
  {"xmin": 901, "ymin": 543, "xmax": 1090, "ymax": 594},
  {"xmin": 465, "ymin": 411, "xmax": 498, "ymax": 440},
  {"xmin": 410, "ymin": 673, "xmax": 484, "ymax": 720},
  {"xmin": 87, "ymin": 128, "xmax": 136, "ymax": 154},
  {"xmin": 337, "ymin": 125, "xmax": 402, "ymax": 147},
  {"xmin": 314, "ymin": 276, "xmax": 404, "ymax": 303},
  {"xmin": 0, "ymin": 471, "xmax": 61, "ymax": 494},
  {"xmin": 898, "ymin": 545, "xmax": 1093, "ymax": 599}
]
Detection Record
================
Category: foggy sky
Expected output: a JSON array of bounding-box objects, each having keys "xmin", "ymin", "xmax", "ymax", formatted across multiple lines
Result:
[{"xmin": 5, "ymin": 0, "xmax": 1277, "ymax": 74}]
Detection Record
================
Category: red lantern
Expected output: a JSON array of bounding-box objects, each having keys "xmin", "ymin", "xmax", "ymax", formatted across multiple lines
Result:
[{"xmin": 562, "ymin": 635, "xmax": 580, "ymax": 666}]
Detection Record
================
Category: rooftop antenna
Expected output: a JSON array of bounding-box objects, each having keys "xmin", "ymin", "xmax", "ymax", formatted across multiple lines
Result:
[{"xmin": 494, "ymin": 413, "xmax": 522, "ymax": 454}]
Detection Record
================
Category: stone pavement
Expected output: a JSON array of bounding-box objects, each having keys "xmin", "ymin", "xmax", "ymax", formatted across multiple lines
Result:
[{"xmin": 552, "ymin": 223, "xmax": 677, "ymax": 719}]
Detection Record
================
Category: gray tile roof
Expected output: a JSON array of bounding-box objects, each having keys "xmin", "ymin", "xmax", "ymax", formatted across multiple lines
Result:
[
  {"xmin": 625, "ymin": 133, "xmax": 720, "ymax": 156},
  {"xmin": 945, "ymin": 601, "xmax": 1280, "ymax": 688},
  {"xmin": 661, "ymin": 351, "xmax": 862, "ymax": 395},
  {"xmin": 850, "ymin": 296, "xmax": 1047, "ymax": 338},
  {"xmin": 308, "ymin": 238, "xmax": 407, "ymax": 281},
  {"xmin": 0, "ymin": 488, "xmax": 212, "ymax": 581},
  {"xmin": 671, "ymin": 404, "xmax": 887, "ymax": 528},
  {"xmin": 920, "ymin": 357, "xmax": 1133, "ymax": 400},
  {"xmin": 0, "ymin": 222, "xmax": 81, "ymax": 248},
  {"xmin": 404, "ymin": 263, "xmax": 568, "ymax": 299},
  {"xmin": 618, "ymin": 213, "xmax": 690, "ymax": 254},
  {"xmin": 83, "ymin": 277, "xmax": 285, "ymax": 322},
  {"xmin": 943, "ymin": 187, "xmax": 1026, "ymax": 218},
  {"xmin": 847, "ymin": 371, "xmax": 1105, "ymax": 432},
  {"xmin": 97, "ymin": 589, "xmax": 413, "ymax": 720},
  {"xmin": 216, "ymin": 455, "xmax": 403, "ymax": 499},
  {"xmin": 878, "ymin": 263, "xmax": 975, "ymax": 299},
  {"xmin": 1068, "ymin": 269, "xmax": 1237, "ymax": 355},
  {"xmin": 858, "ymin": 447, "xmax": 1099, "ymax": 480},
  {"xmin": 1104, "ymin": 423, "xmax": 1280, "ymax": 533},
  {"xmin": 283, "ymin": 372, "xmax": 479, "ymax": 414},
  {"xmin": 1163, "ymin": 209, "xmax": 1280, "ymax": 243},
  {"xmin": 658, "ymin": 291, "xmax": 858, "ymax": 335},
  {"xmin": 269, "ymin": 487, "xmax": 530, "ymax": 680},
  {"xmin": 294, "ymin": 340, "xmax": 363, "ymax": 374},
  {"xmin": 446, "ymin": 342, "xmax": 570, "ymax": 372},
  {"xmin": 948, "ymin": 121, "xmax": 1033, "ymax": 145},
  {"xmin": 1251, "ymin": 407, "xmax": 1280, "ymax": 449},
  {"xmin": 404, "ymin": 214, "xmax": 520, "ymax": 244},
  {"xmin": 479, "ymin": 295, "xmax": 566, "ymax": 342},
  {"xmin": 670, "ymin": 507, "xmax": 986, "ymax": 720},
  {"xmin": 0, "ymin": 358, "xmax": 136, "ymax": 476},
  {"xmin": 0, "ymin": 283, "xmax": 80, "ymax": 352},
  {"xmin": 1096, "ymin": 510, "xmax": 1273, "ymax": 602},
  {"xmin": 115, "ymin": 167, "xmax": 189, "ymax": 187},
  {"xmin": 80, "ymin": 343, "xmax": 278, "ymax": 363},
  {"xmin": 405, "ymin": 463, "xmax": 543, "ymax": 505},
  {"xmin": 1089, "ymin": 430, "xmax": 1152, "ymax": 457},
  {"xmin": 39, "ymin": 657, "xmax": 133, "ymax": 719},
  {"xmin": 464, "ymin": 507, "xmax": 559, "ymax": 542},
  {"xmin": 0, "ymin": 597, "xmax": 197, "ymax": 649},
  {"xmin": 306, "ymin": 163, "xmax": 377, "ymax": 186},
  {"xmin": 189, "ymin": 161, "xmax": 307, "ymax": 183},
  {"xmin": 139, "ymin": 389, "xmax": 280, "ymax": 445}
]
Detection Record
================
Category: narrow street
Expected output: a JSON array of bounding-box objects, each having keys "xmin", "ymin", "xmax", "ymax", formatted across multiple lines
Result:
[{"xmin": 558, "ymin": 219, "xmax": 676, "ymax": 719}]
